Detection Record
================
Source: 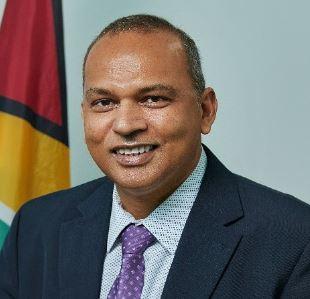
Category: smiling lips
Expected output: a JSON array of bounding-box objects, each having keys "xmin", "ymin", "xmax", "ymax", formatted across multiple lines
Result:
[{"xmin": 112, "ymin": 144, "xmax": 158, "ymax": 166}]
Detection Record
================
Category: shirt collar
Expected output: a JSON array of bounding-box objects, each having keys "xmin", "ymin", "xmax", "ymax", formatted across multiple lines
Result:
[{"xmin": 106, "ymin": 147, "xmax": 207, "ymax": 254}]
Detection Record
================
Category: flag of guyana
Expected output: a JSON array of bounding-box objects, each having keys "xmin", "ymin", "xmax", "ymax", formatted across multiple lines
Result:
[{"xmin": 0, "ymin": 0, "xmax": 70, "ymax": 247}]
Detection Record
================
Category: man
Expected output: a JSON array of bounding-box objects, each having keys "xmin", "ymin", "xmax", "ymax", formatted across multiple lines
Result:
[{"xmin": 1, "ymin": 14, "xmax": 310, "ymax": 299}]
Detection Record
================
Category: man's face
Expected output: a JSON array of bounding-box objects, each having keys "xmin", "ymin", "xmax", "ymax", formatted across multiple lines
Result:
[{"xmin": 83, "ymin": 31, "xmax": 215, "ymax": 197}]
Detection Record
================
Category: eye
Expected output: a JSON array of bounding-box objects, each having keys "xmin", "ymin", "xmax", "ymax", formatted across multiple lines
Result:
[
  {"xmin": 92, "ymin": 99, "xmax": 113, "ymax": 106},
  {"xmin": 90, "ymin": 99, "xmax": 117, "ymax": 112},
  {"xmin": 142, "ymin": 96, "xmax": 170, "ymax": 108},
  {"xmin": 91, "ymin": 99, "xmax": 117, "ymax": 110}
]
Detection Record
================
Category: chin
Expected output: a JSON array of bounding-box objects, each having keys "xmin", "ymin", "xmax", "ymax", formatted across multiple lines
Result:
[
  {"xmin": 114, "ymin": 175, "xmax": 155, "ymax": 191},
  {"xmin": 106, "ymin": 169, "xmax": 163, "ymax": 193}
]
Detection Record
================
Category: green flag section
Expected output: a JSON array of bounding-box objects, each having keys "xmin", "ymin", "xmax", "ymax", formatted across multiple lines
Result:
[
  {"xmin": 0, "ymin": 220, "xmax": 9, "ymax": 248},
  {"xmin": 0, "ymin": 193, "xmax": 15, "ymax": 248},
  {"xmin": 0, "ymin": 0, "xmax": 70, "ymax": 248}
]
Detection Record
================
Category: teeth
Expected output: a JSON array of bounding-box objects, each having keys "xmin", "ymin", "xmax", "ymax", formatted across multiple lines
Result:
[
  {"xmin": 116, "ymin": 145, "xmax": 154, "ymax": 155},
  {"xmin": 132, "ymin": 148, "xmax": 139, "ymax": 154}
]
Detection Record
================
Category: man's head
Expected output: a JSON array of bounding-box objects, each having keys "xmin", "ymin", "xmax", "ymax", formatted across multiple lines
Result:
[
  {"xmin": 83, "ymin": 14, "xmax": 205, "ymax": 96},
  {"xmin": 82, "ymin": 14, "xmax": 217, "ymax": 203}
]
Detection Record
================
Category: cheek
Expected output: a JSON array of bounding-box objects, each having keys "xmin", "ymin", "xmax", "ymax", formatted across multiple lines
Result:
[
  {"xmin": 83, "ymin": 114, "xmax": 110, "ymax": 144},
  {"xmin": 148, "ymin": 106, "xmax": 200, "ymax": 143}
]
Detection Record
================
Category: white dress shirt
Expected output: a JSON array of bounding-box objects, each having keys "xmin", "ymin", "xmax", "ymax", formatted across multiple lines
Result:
[{"xmin": 100, "ymin": 148, "xmax": 207, "ymax": 298}]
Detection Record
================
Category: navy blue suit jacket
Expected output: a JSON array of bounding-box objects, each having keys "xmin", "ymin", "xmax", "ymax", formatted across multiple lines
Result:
[{"xmin": 1, "ymin": 146, "xmax": 310, "ymax": 298}]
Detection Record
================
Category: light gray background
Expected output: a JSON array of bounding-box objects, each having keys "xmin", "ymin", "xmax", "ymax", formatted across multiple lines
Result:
[{"xmin": 1, "ymin": 0, "xmax": 309, "ymax": 203}]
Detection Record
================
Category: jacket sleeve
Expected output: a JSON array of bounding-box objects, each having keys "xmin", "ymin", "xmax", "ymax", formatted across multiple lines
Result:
[
  {"xmin": 281, "ymin": 239, "xmax": 310, "ymax": 298},
  {"xmin": 0, "ymin": 211, "xmax": 21, "ymax": 298}
]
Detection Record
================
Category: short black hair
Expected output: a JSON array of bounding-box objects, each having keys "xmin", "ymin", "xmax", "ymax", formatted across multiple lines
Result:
[{"xmin": 83, "ymin": 14, "xmax": 205, "ymax": 95}]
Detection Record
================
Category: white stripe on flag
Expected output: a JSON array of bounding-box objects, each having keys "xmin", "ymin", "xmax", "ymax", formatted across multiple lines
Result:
[
  {"xmin": 0, "ymin": 200, "xmax": 15, "ymax": 226},
  {"xmin": 0, "ymin": 0, "xmax": 7, "ymax": 26}
]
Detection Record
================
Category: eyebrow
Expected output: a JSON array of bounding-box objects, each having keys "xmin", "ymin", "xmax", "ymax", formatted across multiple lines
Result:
[
  {"xmin": 84, "ymin": 84, "xmax": 178, "ymax": 99},
  {"xmin": 138, "ymin": 84, "xmax": 178, "ymax": 97},
  {"xmin": 85, "ymin": 87, "xmax": 113, "ymax": 98}
]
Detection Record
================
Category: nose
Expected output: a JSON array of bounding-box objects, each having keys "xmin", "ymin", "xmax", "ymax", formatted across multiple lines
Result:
[{"xmin": 112, "ymin": 100, "xmax": 147, "ymax": 137}]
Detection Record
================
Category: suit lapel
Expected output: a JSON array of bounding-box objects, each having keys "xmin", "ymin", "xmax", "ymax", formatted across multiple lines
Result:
[
  {"xmin": 162, "ymin": 147, "xmax": 244, "ymax": 298},
  {"xmin": 58, "ymin": 178, "xmax": 113, "ymax": 299}
]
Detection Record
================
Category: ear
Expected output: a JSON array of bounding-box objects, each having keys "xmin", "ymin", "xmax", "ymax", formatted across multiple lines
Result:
[
  {"xmin": 81, "ymin": 100, "xmax": 84, "ymax": 119},
  {"xmin": 200, "ymin": 87, "xmax": 218, "ymax": 135},
  {"xmin": 80, "ymin": 100, "xmax": 88, "ymax": 144}
]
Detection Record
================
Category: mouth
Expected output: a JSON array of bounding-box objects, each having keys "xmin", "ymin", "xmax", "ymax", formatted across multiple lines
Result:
[
  {"xmin": 112, "ymin": 144, "xmax": 158, "ymax": 155},
  {"xmin": 111, "ymin": 144, "xmax": 159, "ymax": 166}
]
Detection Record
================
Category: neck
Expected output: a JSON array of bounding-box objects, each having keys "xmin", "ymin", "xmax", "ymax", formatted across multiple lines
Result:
[
  {"xmin": 117, "ymin": 191, "xmax": 162, "ymax": 219},
  {"xmin": 117, "ymin": 185, "xmax": 172, "ymax": 219}
]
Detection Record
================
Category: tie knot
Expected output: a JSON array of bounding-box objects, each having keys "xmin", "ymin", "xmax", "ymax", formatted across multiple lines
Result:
[{"xmin": 121, "ymin": 224, "xmax": 155, "ymax": 255}]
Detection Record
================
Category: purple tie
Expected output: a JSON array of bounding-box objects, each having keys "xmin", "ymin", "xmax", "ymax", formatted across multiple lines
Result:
[{"xmin": 107, "ymin": 224, "xmax": 156, "ymax": 299}]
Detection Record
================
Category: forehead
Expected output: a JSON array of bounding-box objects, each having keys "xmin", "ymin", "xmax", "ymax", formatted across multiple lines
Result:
[{"xmin": 84, "ymin": 31, "xmax": 191, "ymax": 89}]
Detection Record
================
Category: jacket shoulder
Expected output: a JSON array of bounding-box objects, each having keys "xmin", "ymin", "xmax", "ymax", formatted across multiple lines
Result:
[
  {"xmin": 19, "ymin": 177, "xmax": 111, "ymax": 223},
  {"xmin": 235, "ymin": 174, "xmax": 310, "ymax": 228}
]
